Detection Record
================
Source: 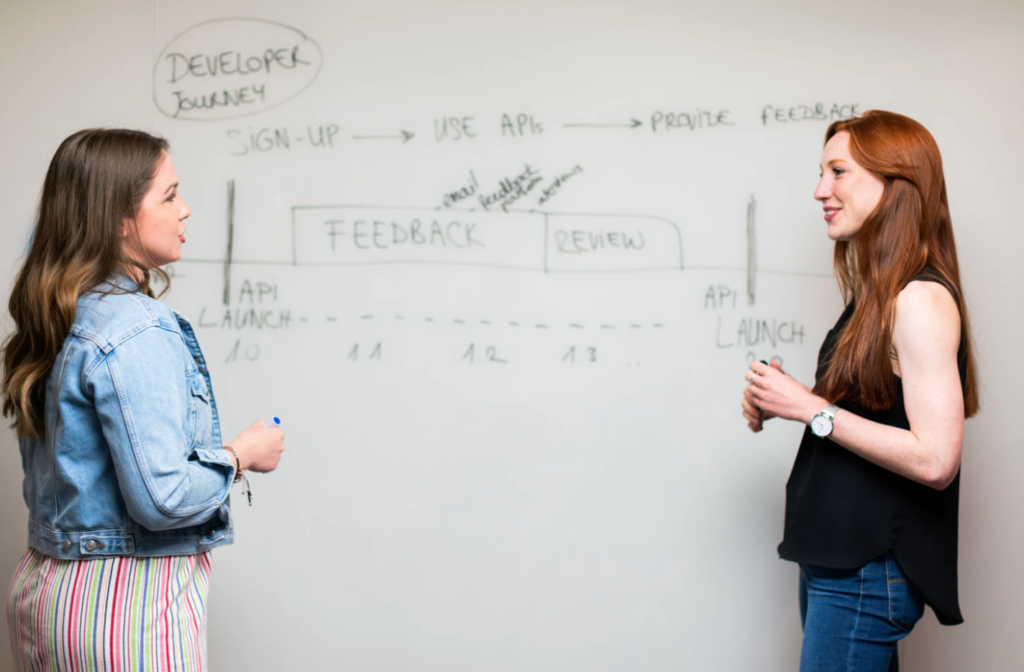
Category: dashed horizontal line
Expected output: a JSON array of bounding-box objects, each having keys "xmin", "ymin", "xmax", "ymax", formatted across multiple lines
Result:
[{"xmin": 292, "ymin": 314, "xmax": 668, "ymax": 330}]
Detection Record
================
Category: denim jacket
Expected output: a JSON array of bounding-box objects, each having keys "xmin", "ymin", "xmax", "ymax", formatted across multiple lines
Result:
[{"xmin": 19, "ymin": 278, "xmax": 236, "ymax": 559}]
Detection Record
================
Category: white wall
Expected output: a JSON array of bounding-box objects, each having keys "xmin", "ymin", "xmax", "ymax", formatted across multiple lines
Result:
[{"xmin": 1, "ymin": 1, "xmax": 1022, "ymax": 670}]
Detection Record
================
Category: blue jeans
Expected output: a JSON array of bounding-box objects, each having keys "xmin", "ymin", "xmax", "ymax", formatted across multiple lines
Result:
[{"xmin": 799, "ymin": 553, "xmax": 926, "ymax": 672}]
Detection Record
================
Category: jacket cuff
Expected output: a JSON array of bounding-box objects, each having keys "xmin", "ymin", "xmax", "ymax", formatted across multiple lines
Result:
[{"xmin": 191, "ymin": 447, "xmax": 235, "ymax": 471}]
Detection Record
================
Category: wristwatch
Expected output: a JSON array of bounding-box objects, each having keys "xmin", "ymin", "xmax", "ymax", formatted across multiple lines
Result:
[{"xmin": 810, "ymin": 403, "xmax": 840, "ymax": 438}]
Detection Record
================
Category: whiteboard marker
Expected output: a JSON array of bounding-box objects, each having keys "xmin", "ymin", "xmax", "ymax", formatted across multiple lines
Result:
[{"xmin": 265, "ymin": 417, "xmax": 282, "ymax": 429}]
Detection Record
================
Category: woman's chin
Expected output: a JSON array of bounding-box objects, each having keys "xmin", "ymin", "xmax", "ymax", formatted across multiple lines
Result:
[{"xmin": 826, "ymin": 224, "xmax": 857, "ymax": 242}]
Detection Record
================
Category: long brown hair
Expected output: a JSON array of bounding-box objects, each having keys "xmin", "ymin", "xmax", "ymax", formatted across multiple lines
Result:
[
  {"xmin": 2, "ymin": 129, "xmax": 171, "ymax": 438},
  {"xmin": 814, "ymin": 110, "xmax": 978, "ymax": 417}
]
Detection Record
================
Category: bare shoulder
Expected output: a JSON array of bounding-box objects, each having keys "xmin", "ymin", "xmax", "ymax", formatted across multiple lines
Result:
[
  {"xmin": 893, "ymin": 280, "xmax": 961, "ymax": 355},
  {"xmin": 897, "ymin": 280, "xmax": 959, "ymax": 323}
]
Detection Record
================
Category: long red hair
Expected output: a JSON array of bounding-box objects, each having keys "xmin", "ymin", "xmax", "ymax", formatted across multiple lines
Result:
[{"xmin": 814, "ymin": 110, "xmax": 978, "ymax": 417}]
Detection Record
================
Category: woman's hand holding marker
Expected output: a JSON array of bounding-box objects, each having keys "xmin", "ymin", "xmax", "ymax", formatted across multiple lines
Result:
[
  {"xmin": 741, "ymin": 360, "xmax": 818, "ymax": 432},
  {"xmin": 228, "ymin": 418, "xmax": 285, "ymax": 473}
]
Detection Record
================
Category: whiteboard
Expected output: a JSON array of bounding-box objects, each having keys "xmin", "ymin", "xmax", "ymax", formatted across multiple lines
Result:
[{"xmin": 1, "ymin": 2, "xmax": 1022, "ymax": 671}]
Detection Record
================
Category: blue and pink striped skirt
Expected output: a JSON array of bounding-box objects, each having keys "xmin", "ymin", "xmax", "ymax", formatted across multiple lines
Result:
[{"xmin": 6, "ymin": 548, "xmax": 212, "ymax": 672}]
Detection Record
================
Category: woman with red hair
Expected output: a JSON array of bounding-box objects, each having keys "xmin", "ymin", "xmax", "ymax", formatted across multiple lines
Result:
[{"xmin": 741, "ymin": 110, "xmax": 978, "ymax": 671}]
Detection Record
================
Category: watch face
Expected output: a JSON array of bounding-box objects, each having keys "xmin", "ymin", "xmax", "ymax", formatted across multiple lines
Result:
[{"xmin": 811, "ymin": 414, "xmax": 832, "ymax": 437}]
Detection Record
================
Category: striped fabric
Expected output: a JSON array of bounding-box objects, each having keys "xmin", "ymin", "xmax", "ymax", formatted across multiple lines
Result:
[{"xmin": 6, "ymin": 548, "xmax": 212, "ymax": 672}]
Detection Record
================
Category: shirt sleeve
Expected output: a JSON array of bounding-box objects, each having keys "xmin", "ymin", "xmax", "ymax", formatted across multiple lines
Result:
[{"xmin": 88, "ymin": 323, "xmax": 235, "ymax": 531}]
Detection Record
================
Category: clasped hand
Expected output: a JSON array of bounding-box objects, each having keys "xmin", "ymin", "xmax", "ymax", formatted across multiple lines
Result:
[{"xmin": 740, "ymin": 360, "xmax": 824, "ymax": 433}]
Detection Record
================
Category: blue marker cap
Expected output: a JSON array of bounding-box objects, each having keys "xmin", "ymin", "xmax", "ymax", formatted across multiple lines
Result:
[{"xmin": 265, "ymin": 417, "xmax": 281, "ymax": 428}]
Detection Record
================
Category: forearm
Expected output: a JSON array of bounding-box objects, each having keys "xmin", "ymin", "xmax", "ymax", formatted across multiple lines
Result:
[
  {"xmin": 825, "ymin": 402, "xmax": 960, "ymax": 490},
  {"xmin": 130, "ymin": 468, "xmax": 233, "ymax": 530}
]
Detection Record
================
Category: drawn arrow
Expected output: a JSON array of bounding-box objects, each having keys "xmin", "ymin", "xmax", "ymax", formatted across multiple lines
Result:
[
  {"xmin": 562, "ymin": 119, "xmax": 643, "ymax": 129},
  {"xmin": 352, "ymin": 130, "xmax": 415, "ymax": 143}
]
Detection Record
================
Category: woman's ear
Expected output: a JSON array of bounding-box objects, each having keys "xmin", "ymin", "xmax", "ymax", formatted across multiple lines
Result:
[{"xmin": 121, "ymin": 219, "xmax": 139, "ymax": 260}]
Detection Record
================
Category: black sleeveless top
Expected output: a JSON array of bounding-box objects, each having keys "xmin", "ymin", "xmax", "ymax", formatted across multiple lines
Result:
[{"xmin": 778, "ymin": 269, "xmax": 966, "ymax": 625}]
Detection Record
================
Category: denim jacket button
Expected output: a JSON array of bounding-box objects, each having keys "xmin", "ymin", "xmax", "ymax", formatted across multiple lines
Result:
[
  {"xmin": 84, "ymin": 540, "xmax": 99, "ymax": 551},
  {"xmin": 62, "ymin": 541, "xmax": 71, "ymax": 552}
]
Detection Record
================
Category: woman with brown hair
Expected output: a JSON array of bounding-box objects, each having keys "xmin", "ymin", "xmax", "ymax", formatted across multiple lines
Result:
[
  {"xmin": 741, "ymin": 110, "xmax": 978, "ymax": 671},
  {"xmin": 3, "ymin": 129, "xmax": 284, "ymax": 671}
]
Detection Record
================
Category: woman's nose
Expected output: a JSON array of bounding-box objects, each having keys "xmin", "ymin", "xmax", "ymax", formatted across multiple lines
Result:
[{"xmin": 813, "ymin": 177, "xmax": 831, "ymax": 202}]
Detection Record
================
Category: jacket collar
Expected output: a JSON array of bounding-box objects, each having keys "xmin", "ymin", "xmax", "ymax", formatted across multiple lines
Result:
[{"xmin": 95, "ymin": 270, "xmax": 141, "ymax": 294}]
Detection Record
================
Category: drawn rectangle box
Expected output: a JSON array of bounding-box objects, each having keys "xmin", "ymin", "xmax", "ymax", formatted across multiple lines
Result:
[{"xmin": 291, "ymin": 206, "xmax": 546, "ymax": 270}]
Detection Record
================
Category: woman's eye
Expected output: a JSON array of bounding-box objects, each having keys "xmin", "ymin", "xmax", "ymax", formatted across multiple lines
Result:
[{"xmin": 832, "ymin": 169, "xmax": 844, "ymax": 177}]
